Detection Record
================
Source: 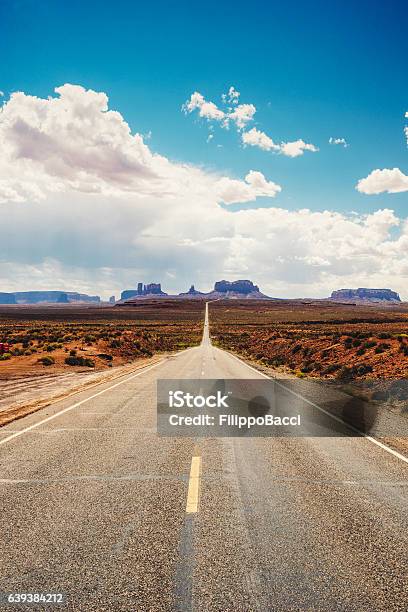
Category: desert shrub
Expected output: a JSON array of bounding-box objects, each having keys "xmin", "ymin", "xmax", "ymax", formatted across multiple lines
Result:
[
  {"xmin": 65, "ymin": 356, "xmax": 95, "ymax": 367},
  {"xmin": 352, "ymin": 338, "xmax": 362, "ymax": 347},
  {"xmin": 356, "ymin": 348, "xmax": 366, "ymax": 356},
  {"xmin": 97, "ymin": 353, "xmax": 113, "ymax": 361},
  {"xmin": 109, "ymin": 339, "xmax": 121, "ymax": 348},
  {"xmin": 69, "ymin": 349, "xmax": 77, "ymax": 356},
  {"xmin": 45, "ymin": 344, "xmax": 58, "ymax": 352},
  {"xmin": 363, "ymin": 340, "xmax": 377, "ymax": 349},
  {"xmin": 141, "ymin": 348, "xmax": 153, "ymax": 357},
  {"xmin": 375, "ymin": 343, "xmax": 391, "ymax": 354},
  {"xmin": 0, "ymin": 353, "xmax": 11, "ymax": 360},
  {"xmin": 343, "ymin": 337, "xmax": 353, "ymax": 348},
  {"xmin": 355, "ymin": 363, "xmax": 373, "ymax": 376},
  {"xmin": 378, "ymin": 332, "xmax": 391, "ymax": 339},
  {"xmin": 38, "ymin": 356, "xmax": 55, "ymax": 366}
]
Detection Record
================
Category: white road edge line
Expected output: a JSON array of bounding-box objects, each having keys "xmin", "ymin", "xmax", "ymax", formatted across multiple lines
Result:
[
  {"xmin": 0, "ymin": 360, "xmax": 165, "ymax": 447},
  {"xmin": 217, "ymin": 346, "xmax": 408, "ymax": 466}
]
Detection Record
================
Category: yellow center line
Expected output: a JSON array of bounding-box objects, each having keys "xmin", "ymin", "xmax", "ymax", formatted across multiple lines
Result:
[{"xmin": 185, "ymin": 455, "xmax": 201, "ymax": 513}]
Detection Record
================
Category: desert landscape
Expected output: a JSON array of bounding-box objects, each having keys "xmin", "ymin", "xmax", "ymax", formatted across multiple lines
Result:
[
  {"xmin": 2, "ymin": 297, "xmax": 408, "ymax": 426},
  {"xmin": 209, "ymin": 299, "xmax": 408, "ymax": 379},
  {"xmin": 0, "ymin": 300, "xmax": 204, "ymax": 425},
  {"xmin": 209, "ymin": 299, "xmax": 408, "ymax": 409}
]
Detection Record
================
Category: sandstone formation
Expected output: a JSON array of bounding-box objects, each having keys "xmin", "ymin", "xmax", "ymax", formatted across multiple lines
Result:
[
  {"xmin": 6, "ymin": 291, "xmax": 100, "ymax": 304},
  {"xmin": 120, "ymin": 283, "xmax": 168, "ymax": 301},
  {"xmin": 330, "ymin": 288, "xmax": 401, "ymax": 303},
  {"xmin": 0, "ymin": 292, "xmax": 17, "ymax": 304}
]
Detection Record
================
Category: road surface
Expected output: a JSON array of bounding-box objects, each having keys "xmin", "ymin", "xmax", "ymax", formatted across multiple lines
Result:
[{"xmin": 0, "ymin": 303, "xmax": 407, "ymax": 611}]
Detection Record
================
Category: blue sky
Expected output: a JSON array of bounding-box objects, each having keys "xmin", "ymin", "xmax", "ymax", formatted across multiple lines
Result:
[
  {"xmin": 0, "ymin": 0, "xmax": 407, "ymax": 298},
  {"xmin": 2, "ymin": 0, "xmax": 407, "ymax": 216}
]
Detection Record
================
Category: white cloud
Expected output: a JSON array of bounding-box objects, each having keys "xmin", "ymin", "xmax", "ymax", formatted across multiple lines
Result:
[
  {"xmin": 329, "ymin": 136, "xmax": 349, "ymax": 147},
  {"xmin": 229, "ymin": 103, "xmax": 256, "ymax": 129},
  {"xmin": 0, "ymin": 84, "xmax": 279, "ymax": 206},
  {"xmin": 242, "ymin": 128, "xmax": 317, "ymax": 157},
  {"xmin": 1, "ymin": 83, "xmax": 408, "ymax": 300},
  {"xmin": 184, "ymin": 87, "xmax": 318, "ymax": 158},
  {"xmin": 280, "ymin": 139, "xmax": 319, "ymax": 158},
  {"xmin": 183, "ymin": 90, "xmax": 254, "ymax": 130},
  {"xmin": 242, "ymin": 127, "xmax": 280, "ymax": 151},
  {"xmin": 222, "ymin": 86, "xmax": 240, "ymax": 105},
  {"xmin": 356, "ymin": 168, "xmax": 408, "ymax": 195},
  {"xmin": 183, "ymin": 91, "xmax": 225, "ymax": 122},
  {"xmin": 216, "ymin": 171, "xmax": 281, "ymax": 204}
]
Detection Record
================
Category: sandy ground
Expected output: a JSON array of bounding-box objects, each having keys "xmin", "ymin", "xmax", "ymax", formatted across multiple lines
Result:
[{"xmin": 0, "ymin": 355, "xmax": 165, "ymax": 427}]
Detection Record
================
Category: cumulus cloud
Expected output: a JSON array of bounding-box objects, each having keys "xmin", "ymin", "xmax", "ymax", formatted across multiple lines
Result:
[
  {"xmin": 242, "ymin": 129, "xmax": 318, "ymax": 157},
  {"xmin": 184, "ymin": 87, "xmax": 318, "ymax": 158},
  {"xmin": 216, "ymin": 171, "xmax": 281, "ymax": 204},
  {"xmin": 183, "ymin": 91, "xmax": 226, "ymax": 122},
  {"xmin": 356, "ymin": 168, "xmax": 408, "ymax": 195},
  {"xmin": 222, "ymin": 86, "xmax": 240, "ymax": 105},
  {"xmin": 242, "ymin": 127, "xmax": 281, "ymax": 151},
  {"xmin": 280, "ymin": 139, "xmax": 319, "ymax": 158},
  {"xmin": 183, "ymin": 90, "xmax": 254, "ymax": 130},
  {"xmin": 229, "ymin": 103, "xmax": 257, "ymax": 129},
  {"xmin": 1, "ymin": 83, "xmax": 407, "ymax": 300},
  {"xmin": 329, "ymin": 137, "xmax": 349, "ymax": 147},
  {"xmin": 0, "ymin": 84, "xmax": 280, "ymax": 206}
]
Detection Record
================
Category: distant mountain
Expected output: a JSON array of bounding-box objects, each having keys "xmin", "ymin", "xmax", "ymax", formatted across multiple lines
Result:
[
  {"xmin": 330, "ymin": 288, "xmax": 401, "ymax": 303},
  {"xmin": 0, "ymin": 292, "xmax": 17, "ymax": 304},
  {"xmin": 119, "ymin": 279, "xmax": 272, "ymax": 304},
  {"xmin": 11, "ymin": 291, "xmax": 100, "ymax": 304},
  {"xmin": 120, "ymin": 283, "xmax": 167, "ymax": 301},
  {"xmin": 178, "ymin": 285, "xmax": 206, "ymax": 297},
  {"xmin": 205, "ymin": 279, "xmax": 271, "ymax": 299}
]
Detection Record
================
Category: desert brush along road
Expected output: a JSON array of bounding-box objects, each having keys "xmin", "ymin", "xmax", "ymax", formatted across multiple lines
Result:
[{"xmin": 0, "ymin": 302, "xmax": 407, "ymax": 611}]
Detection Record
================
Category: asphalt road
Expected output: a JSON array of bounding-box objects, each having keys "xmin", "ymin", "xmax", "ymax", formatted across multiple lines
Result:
[{"xmin": 0, "ymin": 303, "xmax": 407, "ymax": 611}]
